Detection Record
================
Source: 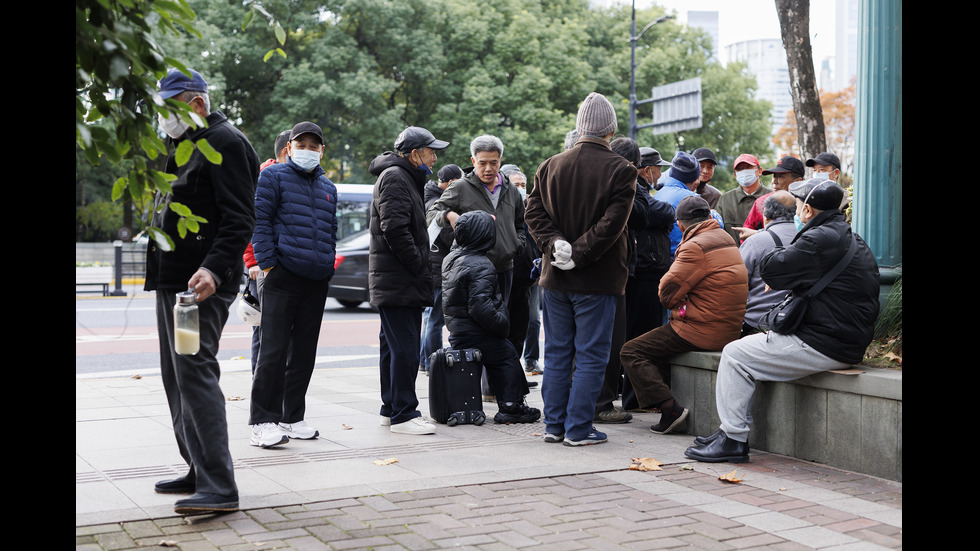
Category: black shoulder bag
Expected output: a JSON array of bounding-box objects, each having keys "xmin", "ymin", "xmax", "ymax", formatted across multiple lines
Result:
[{"xmin": 759, "ymin": 232, "xmax": 857, "ymax": 334}]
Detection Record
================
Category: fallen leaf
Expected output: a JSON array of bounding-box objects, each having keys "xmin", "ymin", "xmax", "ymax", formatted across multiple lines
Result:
[
  {"xmin": 341, "ymin": 424, "xmax": 353, "ymax": 430},
  {"xmin": 679, "ymin": 465, "xmax": 694, "ymax": 471},
  {"xmin": 829, "ymin": 368, "xmax": 864, "ymax": 375},
  {"xmin": 628, "ymin": 458, "xmax": 663, "ymax": 471},
  {"xmin": 884, "ymin": 352, "xmax": 902, "ymax": 364},
  {"xmin": 718, "ymin": 469, "xmax": 743, "ymax": 483},
  {"xmin": 130, "ymin": 374, "xmax": 142, "ymax": 379},
  {"xmin": 779, "ymin": 487, "xmax": 787, "ymax": 491},
  {"xmin": 158, "ymin": 539, "xmax": 179, "ymax": 547},
  {"xmin": 373, "ymin": 458, "xmax": 398, "ymax": 466},
  {"xmin": 531, "ymin": 432, "xmax": 542, "ymax": 437},
  {"xmin": 230, "ymin": 355, "xmax": 245, "ymax": 360},
  {"xmin": 226, "ymin": 396, "xmax": 244, "ymax": 401}
]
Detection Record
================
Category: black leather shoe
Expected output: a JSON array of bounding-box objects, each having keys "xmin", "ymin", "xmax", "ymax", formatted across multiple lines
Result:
[
  {"xmin": 693, "ymin": 429, "xmax": 724, "ymax": 446},
  {"xmin": 684, "ymin": 432, "xmax": 749, "ymax": 463},
  {"xmin": 174, "ymin": 492, "xmax": 239, "ymax": 515},
  {"xmin": 154, "ymin": 475, "xmax": 195, "ymax": 494}
]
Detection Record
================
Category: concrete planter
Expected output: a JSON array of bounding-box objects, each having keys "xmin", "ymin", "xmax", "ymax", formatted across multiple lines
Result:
[{"xmin": 671, "ymin": 351, "xmax": 902, "ymax": 482}]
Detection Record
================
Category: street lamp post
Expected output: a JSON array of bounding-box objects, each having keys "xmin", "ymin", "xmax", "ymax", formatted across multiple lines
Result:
[{"xmin": 629, "ymin": 2, "xmax": 674, "ymax": 141}]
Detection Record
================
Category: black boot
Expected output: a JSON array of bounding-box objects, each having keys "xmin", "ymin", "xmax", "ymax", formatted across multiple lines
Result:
[
  {"xmin": 494, "ymin": 400, "xmax": 541, "ymax": 424},
  {"xmin": 649, "ymin": 399, "xmax": 689, "ymax": 434},
  {"xmin": 684, "ymin": 431, "xmax": 750, "ymax": 463}
]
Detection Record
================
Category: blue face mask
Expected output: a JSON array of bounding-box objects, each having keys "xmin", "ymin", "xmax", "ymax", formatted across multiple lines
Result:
[
  {"xmin": 418, "ymin": 162, "xmax": 432, "ymax": 176},
  {"xmin": 794, "ymin": 214, "xmax": 805, "ymax": 232}
]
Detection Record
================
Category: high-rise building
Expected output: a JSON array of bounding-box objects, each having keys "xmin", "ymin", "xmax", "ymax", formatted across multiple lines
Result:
[
  {"xmin": 726, "ymin": 39, "xmax": 792, "ymax": 136},
  {"xmin": 686, "ymin": 11, "xmax": 720, "ymax": 64},
  {"xmin": 833, "ymin": 0, "xmax": 859, "ymax": 91}
]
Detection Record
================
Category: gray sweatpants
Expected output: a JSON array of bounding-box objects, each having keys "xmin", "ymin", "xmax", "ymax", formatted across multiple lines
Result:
[{"xmin": 716, "ymin": 331, "xmax": 849, "ymax": 443}]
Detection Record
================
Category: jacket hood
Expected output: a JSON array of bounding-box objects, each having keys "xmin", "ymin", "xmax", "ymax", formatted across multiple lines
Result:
[
  {"xmin": 369, "ymin": 151, "xmax": 413, "ymax": 177},
  {"xmin": 453, "ymin": 210, "xmax": 496, "ymax": 253}
]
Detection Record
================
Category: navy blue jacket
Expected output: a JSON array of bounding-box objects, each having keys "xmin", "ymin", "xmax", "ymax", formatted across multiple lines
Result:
[{"xmin": 252, "ymin": 158, "xmax": 338, "ymax": 281}]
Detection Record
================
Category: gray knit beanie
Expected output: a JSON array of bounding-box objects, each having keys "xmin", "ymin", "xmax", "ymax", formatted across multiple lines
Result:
[
  {"xmin": 575, "ymin": 92, "xmax": 618, "ymax": 138},
  {"xmin": 669, "ymin": 151, "xmax": 700, "ymax": 184}
]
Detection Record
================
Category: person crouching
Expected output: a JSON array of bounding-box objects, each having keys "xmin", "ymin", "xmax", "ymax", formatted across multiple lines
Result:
[{"xmin": 441, "ymin": 211, "xmax": 541, "ymax": 424}]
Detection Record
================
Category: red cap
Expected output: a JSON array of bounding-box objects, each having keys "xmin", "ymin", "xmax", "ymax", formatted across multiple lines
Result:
[{"xmin": 733, "ymin": 153, "xmax": 760, "ymax": 169}]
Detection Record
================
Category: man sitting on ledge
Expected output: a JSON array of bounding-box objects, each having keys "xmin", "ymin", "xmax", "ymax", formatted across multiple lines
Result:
[{"xmin": 685, "ymin": 178, "xmax": 879, "ymax": 464}]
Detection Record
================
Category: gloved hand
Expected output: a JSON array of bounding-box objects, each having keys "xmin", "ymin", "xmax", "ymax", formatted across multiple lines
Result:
[
  {"xmin": 552, "ymin": 257, "xmax": 576, "ymax": 270},
  {"xmin": 552, "ymin": 239, "xmax": 572, "ymax": 263}
]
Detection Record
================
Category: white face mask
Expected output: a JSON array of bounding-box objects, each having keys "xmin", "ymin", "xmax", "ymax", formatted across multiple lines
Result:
[
  {"xmin": 735, "ymin": 168, "xmax": 758, "ymax": 187},
  {"xmin": 291, "ymin": 148, "xmax": 322, "ymax": 172},
  {"xmin": 158, "ymin": 111, "xmax": 190, "ymax": 139}
]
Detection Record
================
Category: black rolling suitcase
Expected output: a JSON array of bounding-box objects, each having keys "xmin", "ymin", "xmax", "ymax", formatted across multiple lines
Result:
[{"xmin": 428, "ymin": 347, "xmax": 486, "ymax": 426}]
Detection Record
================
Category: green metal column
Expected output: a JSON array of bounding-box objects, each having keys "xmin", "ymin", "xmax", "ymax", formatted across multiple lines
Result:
[{"xmin": 853, "ymin": 0, "xmax": 902, "ymax": 266}]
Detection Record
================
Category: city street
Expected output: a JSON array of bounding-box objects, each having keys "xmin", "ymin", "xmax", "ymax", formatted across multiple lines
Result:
[{"xmin": 75, "ymin": 291, "xmax": 384, "ymax": 378}]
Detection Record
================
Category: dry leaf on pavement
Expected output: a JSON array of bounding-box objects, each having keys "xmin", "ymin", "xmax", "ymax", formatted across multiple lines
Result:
[
  {"xmin": 373, "ymin": 458, "xmax": 398, "ymax": 466},
  {"xmin": 342, "ymin": 424, "xmax": 353, "ymax": 430},
  {"xmin": 628, "ymin": 458, "xmax": 663, "ymax": 471},
  {"xmin": 718, "ymin": 469, "xmax": 744, "ymax": 483}
]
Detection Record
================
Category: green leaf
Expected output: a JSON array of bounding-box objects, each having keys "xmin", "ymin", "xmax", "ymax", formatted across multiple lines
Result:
[
  {"xmin": 175, "ymin": 139, "xmax": 194, "ymax": 166},
  {"xmin": 274, "ymin": 22, "xmax": 286, "ymax": 45},
  {"xmin": 148, "ymin": 226, "xmax": 174, "ymax": 252},
  {"xmin": 195, "ymin": 139, "xmax": 223, "ymax": 165},
  {"xmin": 169, "ymin": 201, "xmax": 192, "ymax": 217},
  {"xmin": 263, "ymin": 49, "xmax": 274, "ymax": 63},
  {"xmin": 111, "ymin": 177, "xmax": 128, "ymax": 202},
  {"xmin": 242, "ymin": 8, "xmax": 254, "ymax": 30}
]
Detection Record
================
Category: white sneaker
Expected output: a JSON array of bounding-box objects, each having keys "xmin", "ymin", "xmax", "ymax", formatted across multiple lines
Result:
[
  {"xmin": 380, "ymin": 416, "xmax": 391, "ymax": 426},
  {"xmin": 250, "ymin": 423, "xmax": 288, "ymax": 448},
  {"xmin": 279, "ymin": 420, "xmax": 319, "ymax": 439},
  {"xmin": 389, "ymin": 416, "xmax": 435, "ymax": 435}
]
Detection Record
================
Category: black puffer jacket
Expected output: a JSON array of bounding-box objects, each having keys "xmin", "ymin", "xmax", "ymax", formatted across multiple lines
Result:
[
  {"xmin": 632, "ymin": 177, "xmax": 675, "ymax": 279},
  {"xmin": 367, "ymin": 152, "xmax": 433, "ymax": 308},
  {"xmin": 761, "ymin": 209, "xmax": 880, "ymax": 364},
  {"xmin": 442, "ymin": 211, "xmax": 509, "ymax": 338},
  {"xmin": 423, "ymin": 180, "xmax": 453, "ymax": 288}
]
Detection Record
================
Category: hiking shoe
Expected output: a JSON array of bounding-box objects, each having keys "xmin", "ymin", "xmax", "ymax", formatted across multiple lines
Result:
[
  {"xmin": 174, "ymin": 492, "xmax": 239, "ymax": 516},
  {"xmin": 482, "ymin": 395, "xmax": 496, "ymax": 403},
  {"xmin": 543, "ymin": 432, "xmax": 565, "ymax": 443},
  {"xmin": 563, "ymin": 427, "xmax": 608, "ymax": 446},
  {"xmin": 594, "ymin": 407, "xmax": 633, "ymax": 424},
  {"xmin": 279, "ymin": 420, "xmax": 319, "ymax": 439},
  {"xmin": 493, "ymin": 401, "xmax": 541, "ymax": 424},
  {"xmin": 390, "ymin": 416, "xmax": 436, "ymax": 435},
  {"xmin": 650, "ymin": 402, "xmax": 689, "ymax": 435},
  {"xmin": 524, "ymin": 360, "xmax": 542, "ymax": 374},
  {"xmin": 250, "ymin": 423, "xmax": 288, "ymax": 448}
]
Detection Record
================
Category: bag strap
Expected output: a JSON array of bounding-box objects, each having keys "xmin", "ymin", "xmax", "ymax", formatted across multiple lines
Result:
[
  {"xmin": 802, "ymin": 232, "xmax": 857, "ymax": 298},
  {"xmin": 767, "ymin": 228, "xmax": 783, "ymax": 248}
]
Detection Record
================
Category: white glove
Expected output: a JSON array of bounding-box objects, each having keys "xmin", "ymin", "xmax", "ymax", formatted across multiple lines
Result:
[
  {"xmin": 552, "ymin": 257, "xmax": 576, "ymax": 271},
  {"xmin": 553, "ymin": 239, "xmax": 572, "ymax": 263}
]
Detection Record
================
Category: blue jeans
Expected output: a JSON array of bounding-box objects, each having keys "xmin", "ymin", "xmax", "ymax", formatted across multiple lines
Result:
[
  {"xmin": 523, "ymin": 285, "xmax": 541, "ymax": 364},
  {"xmin": 419, "ymin": 287, "xmax": 445, "ymax": 370},
  {"xmin": 540, "ymin": 289, "xmax": 617, "ymax": 441}
]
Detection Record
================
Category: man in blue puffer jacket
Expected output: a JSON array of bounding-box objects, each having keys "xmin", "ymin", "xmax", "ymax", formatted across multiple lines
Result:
[{"xmin": 249, "ymin": 121, "xmax": 338, "ymax": 448}]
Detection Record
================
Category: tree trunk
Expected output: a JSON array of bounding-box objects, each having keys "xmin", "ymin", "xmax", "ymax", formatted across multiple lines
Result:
[{"xmin": 775, "ymin": 0, "xmax": 826, "ymax": 162}]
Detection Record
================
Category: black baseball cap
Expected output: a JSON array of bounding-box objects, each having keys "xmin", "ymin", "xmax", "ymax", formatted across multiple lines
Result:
[
  {"xmin": 692, "ymin": 147, "xmax": 717, "ymax": 165},
  {"xmin": 762, "ymin": 156, "xmax": 804, "ymax": 177},
  {"xmin": 394, "ymin": 126, "xmax": 449, "ymax": 152},
  {"xmin": 438, "ymin": 164, "xmax": 463, "ymax": 182},
  {"xmin": 675, "ymin": 195, "xmax": 711, "ymax": 222},
  {"xmin": 289, "ymin": 121, "xmax": 323, "ymax": 144},
  {"xmin": 805, "ymin": 152, "xmax": 841, "ymax": 170}
]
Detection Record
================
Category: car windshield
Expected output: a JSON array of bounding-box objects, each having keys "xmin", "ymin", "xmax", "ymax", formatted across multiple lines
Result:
[{"xmin": 337, "ymin": 229, "xmax": 370, "ymax": 249}]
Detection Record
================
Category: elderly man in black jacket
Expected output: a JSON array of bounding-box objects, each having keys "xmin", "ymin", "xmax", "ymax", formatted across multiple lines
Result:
[
  {"xmin": 146, "ymin": 69, "xmax": 259, "ymax": 515},
  {"xmin": 686, "ymin": 179, "xmax": 880, "ymax": 463},
  {"xmin": 368, "ymin": 126, "xmax": 449, "ymax": 435}
]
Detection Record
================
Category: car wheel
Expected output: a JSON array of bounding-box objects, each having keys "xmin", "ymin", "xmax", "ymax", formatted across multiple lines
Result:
[{"xmin": 337, "ymin": 299, "xmax": 362, "ymax": 309}]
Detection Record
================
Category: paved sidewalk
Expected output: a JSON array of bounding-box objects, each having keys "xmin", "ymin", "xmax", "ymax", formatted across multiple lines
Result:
[{"xmin": 76, "ymin": 363, "xmax": 901, "ymax": 549}]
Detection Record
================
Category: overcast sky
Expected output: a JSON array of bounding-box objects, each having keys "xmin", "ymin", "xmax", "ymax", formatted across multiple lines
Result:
[{"xmin": 595, "ymin": 0, "xmax": 837, "ymax": 67}]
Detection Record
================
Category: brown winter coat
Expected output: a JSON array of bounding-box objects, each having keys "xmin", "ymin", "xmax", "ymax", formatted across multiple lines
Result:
[
  {"xmin": 525, "ymin": 137, "xmax": 637, "ymax": 296},
  {"xmin": 659, "ymin": 219, "xmax": 748, "ymax": 350}
]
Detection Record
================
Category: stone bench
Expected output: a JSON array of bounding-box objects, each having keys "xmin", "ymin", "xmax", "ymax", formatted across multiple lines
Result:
[{"xmin": 669, "ymin": 351, "xmax": 902, "ymax": 482}]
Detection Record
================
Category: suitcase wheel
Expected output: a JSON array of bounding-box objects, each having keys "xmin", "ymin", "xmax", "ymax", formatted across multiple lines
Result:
[
  {"xmin": 472, "ymin": 411, "xmax": 485, "ymax": 426},
  {"xmin": 447, "ymin": 414, "xmax": 459, "ymax": 426}
]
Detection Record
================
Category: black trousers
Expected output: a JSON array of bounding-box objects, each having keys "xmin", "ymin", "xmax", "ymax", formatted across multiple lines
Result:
[
  {"xmin": 157, "ymin": 287, "xmax": 238, "ymax": 497},
  {"xmin": 378, "ymin": 305, "xmax": 425, "ymax": 425},
  {"xmin": 450, "ymin": 332, "xmax": 528, "ymax": 403},
  {"xmin": 249, "ymin": 266, "xmax": 330, "ymax": 425}
]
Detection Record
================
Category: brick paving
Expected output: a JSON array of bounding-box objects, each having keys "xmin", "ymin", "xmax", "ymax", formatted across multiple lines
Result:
[{"xmin": 76, "ymin": 459, "xmax": 900, "ymax": 550}]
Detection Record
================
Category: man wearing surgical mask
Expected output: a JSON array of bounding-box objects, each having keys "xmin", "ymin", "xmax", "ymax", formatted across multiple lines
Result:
[
  {"xmin": 716, "ymin": 153, "xmax": 772, "ymax": 244},
  {"xmin": 805, "ymin": 152, "xmax": 849, "ymax": 212},
  {"xmin": 249, "ymin": 121, "xmax": 339, "ymax": 449}
]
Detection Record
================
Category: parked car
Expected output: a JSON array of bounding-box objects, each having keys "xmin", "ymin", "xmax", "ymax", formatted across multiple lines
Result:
[
  {"xmin": 328, "ymin": 229, "xmax": 371, "ymax": 309},
  {"xmin": 333, "ymin": 183, "xmax": 373, "ymax": 241}
]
